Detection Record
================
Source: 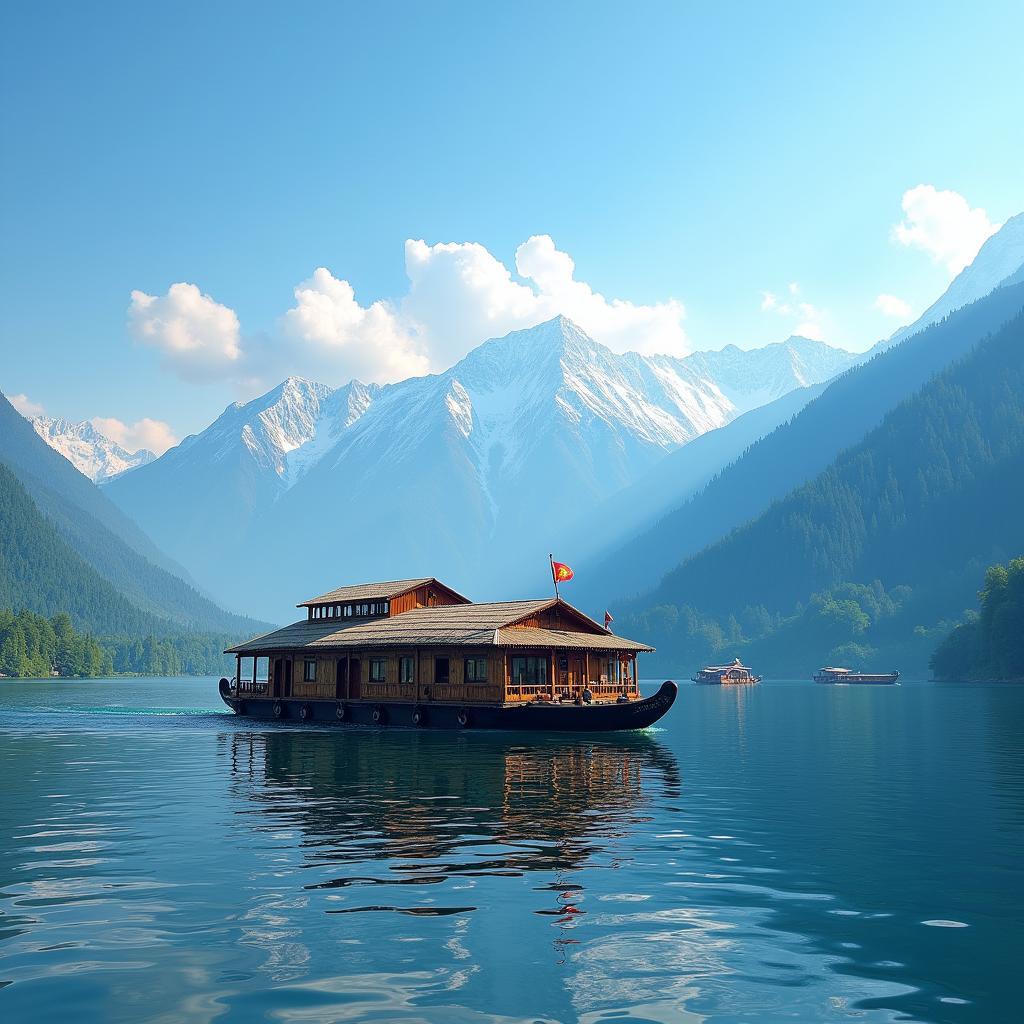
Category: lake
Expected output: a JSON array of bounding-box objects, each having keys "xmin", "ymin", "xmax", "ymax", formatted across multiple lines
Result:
[{"xmin": 0, "ymin": 677, "xmax": 1021, "ymax": 1023}]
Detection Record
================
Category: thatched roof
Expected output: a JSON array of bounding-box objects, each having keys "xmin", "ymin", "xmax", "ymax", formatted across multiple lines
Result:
[{"xmin": 227, "ymin": 599, "xmax": 654, "ymax": 654}]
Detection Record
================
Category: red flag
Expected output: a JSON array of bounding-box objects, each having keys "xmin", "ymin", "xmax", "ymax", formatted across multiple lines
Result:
[
  {"xmin": 604, "ymin": 610, "xmax": 614, "ymax": 630},
  {"xmin": 551, "ymin": 560, "xmax": 574, "ymax": 583}
]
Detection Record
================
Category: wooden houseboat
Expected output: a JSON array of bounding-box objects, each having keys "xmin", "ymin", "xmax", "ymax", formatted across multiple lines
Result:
[
  {"xmin": 691, "ymin": 658, "xmax": 762, "ymax": 685},
  {"xmin": 813, "ymin": 666, "xmax": 899, "ymax": 685},
  {"xmin": 220, "ymin": 578, "xmax": 676, "ymax": 731}
]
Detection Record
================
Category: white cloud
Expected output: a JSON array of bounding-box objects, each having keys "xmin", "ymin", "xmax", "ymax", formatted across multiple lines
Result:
[
  {"xmin": 8, "ymin": 393, "xmax": 45, "ymax": 418},
  {"xmin": 131, "ymin": 235, "xmax": 692, "ymax": 392},
  {"xmin": 892, "ymin": 185, "xmax": 1001, "ymax": 276},
  {"xmin": 514, "ymin": 235, "xmax": 688, "ymax": 357},
  {"xmin": 280, "ymin": 267, "xmax": 430, "ymax": 384},
  {"xmin": 401, "ymin": 238, "xmax": 541, "ymax": 368},
  {"xmin": 91, "ymin": 416, "xmax": 178, "ymax": 456},
  {"xmin": 873, "ymin": 293, "xmax": 913, "ymax": 321},
  {"xmin": 400, "ymin": 234, "xmax": 688, "ymax": 361},
  {"xmin": 128, "ymin": 282, "xmax": 242, "ymax": 382},
  {"xmin": 759, "ymin": 283, "xmax": 828, "ymax": 340}
]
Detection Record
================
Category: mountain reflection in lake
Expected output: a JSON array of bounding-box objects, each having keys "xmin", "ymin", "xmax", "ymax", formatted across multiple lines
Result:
[{"xmin": 1, "ymin": 677, "xmax": 1022, "ymax": 1023}]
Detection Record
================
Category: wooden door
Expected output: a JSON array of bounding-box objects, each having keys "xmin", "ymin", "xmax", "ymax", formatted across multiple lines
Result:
[
  {"xmin": 557, "ymin": 655, "xmax": 569, "ymax": 689},
  {"xmin": 335, "ymin": 659, "xmax": 347, "ymax": 700},
  {"xmin": 272, "ymin": 658, "xmax": 283, "ymax": 698},
  {"xmin": 283, "ymin": 659, "xmax": 293, "ymax": 698},
  {"xmin": 349, "ymin": 658, "xmax": 361, "ymax": 699},
  {"xmin": 570, "ymin": 656, "xmax": 584, "ymax": 692},
  {"xmin": 435, "ymin": 657, "xmax": 450, "ymax": 685}
]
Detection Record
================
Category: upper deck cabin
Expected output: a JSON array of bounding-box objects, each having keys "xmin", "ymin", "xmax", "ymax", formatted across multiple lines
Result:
[
  {"xmin": 300, "ymin": 578, "xmax": 470, "ymax": 623},
  {"xmin": 227, "ymin": 577, "xmax": 654, "ymax": 706}
]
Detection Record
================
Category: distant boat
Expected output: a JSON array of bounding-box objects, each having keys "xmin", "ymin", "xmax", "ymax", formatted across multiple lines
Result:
[
  {"xmin": 692, "ymin": 658, "xmax": 761, "ymax": 685},
  {"xmin": 813, "ymin": 666, "xmax": 899, "ymax": 685}
]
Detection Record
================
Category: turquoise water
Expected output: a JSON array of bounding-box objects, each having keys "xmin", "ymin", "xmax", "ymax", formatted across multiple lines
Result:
[{"xmin": 0, "ymin": 677, "xmax": 1021, "ymax": 1023}]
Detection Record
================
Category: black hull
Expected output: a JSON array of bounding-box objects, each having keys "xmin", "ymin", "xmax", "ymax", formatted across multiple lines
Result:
[
  {"xmin": 219, "ymin": 679, "xmax": 678, "ymax": 732},
  {"xmin": 813, "ymin": 673, "xmax": 900, "ymax": 685}
]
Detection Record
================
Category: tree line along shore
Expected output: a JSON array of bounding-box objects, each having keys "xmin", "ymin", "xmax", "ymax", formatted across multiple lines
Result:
[
  {"xmin": 0, "ymin": 608, "xmax": 238, "ymax": 679},
  {"xmin": 2, "ymin": 555, "xmax": 1021, "ymax": 682}
]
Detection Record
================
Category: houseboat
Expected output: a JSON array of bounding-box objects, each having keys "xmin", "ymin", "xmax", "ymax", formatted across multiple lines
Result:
[
  {"xmin": 813, "ymin": 666, "xmax": 899, "ymax": 685},
  {"xmin": 220, "ymin": 577, "xmax": 677, "ymax": 731},
  {"xmin": 691, "ymin": 658, "xmax": 762, "ymax": 685}
]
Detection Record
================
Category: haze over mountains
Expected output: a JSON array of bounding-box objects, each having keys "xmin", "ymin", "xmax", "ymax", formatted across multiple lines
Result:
[
  {"xmin": 101, "ymin": 322, "xmax": 854, "ymax": 619},
  {"xmin": 0, "ymin": 392, "xmax": 263, "ymax": 638},
  {"xmin": 7, "ymin": 209, "xmax": 1024, "ymax": 675}
]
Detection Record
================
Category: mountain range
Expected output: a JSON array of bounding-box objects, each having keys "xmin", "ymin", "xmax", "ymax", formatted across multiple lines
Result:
[
  {"xmin": 620, "ymin": 290, "xmax": 1024, "ymax": 675},
  {"xmin": 29, "ymin": 417, "xmax": 155, "ymax": 482},
  {"xmin": 11, "ymin": 209, "xmax": 1024, "ymax": 676},
  {"xmin": 102, "ymin": 323, "xmax": 854, "ymax": 619},
  {"xmin": 0, "ymin": 391, "xmax": 263, "ymax": 637}
]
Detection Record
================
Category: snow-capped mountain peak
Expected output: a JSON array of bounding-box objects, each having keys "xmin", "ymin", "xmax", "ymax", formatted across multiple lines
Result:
[
  {"xmin": 104, "ymin": 316, "xmax": 857, "ymax": 616},
  {"xmin": 170, "ymin": 376, "xmax": 378, "ymax": 487},
  {"xmin": 28, "ymin": 416, "xmax": 155, "ymax": 482}
]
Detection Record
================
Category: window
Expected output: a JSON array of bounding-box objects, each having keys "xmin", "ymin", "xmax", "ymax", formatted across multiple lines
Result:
[
  {"xmin": 399, "ymin": 656, "xmax": 415, "ymax": 684},
  {"xmin": 465, "ymin": 657, "xmax": 488, "ymax": 683},
  {"xmin": 343, "ymin": 604, "xmax": 352, "ymax": 617},
  {"xmin": 605, "ymin": 658, "xmax": 619, "ymax": 683},
  {"xmin": 369, "ymin": 658, "xmax": 387, "ymax": 682},
  {"xmin": 511, "ymin": 656, "xmax": 548, "ymax": 686},
  {"xmin": 303, "ymin": 659, "xmax": 317, "ymax": 682},
  {"xmin": 435, "ymin": 657, "xmax": 450, "ymax": 684},
  {"xmin": 255, "ymin": 656, "xmax": 269, "ymax": 682}
]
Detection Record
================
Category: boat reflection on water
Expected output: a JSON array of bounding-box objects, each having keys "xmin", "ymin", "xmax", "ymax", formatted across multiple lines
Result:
[
  {"xmin": 225, "ymin": 728, "xmax": 681, "ymax": 878},
  {"xmin": 221, "ymin": 728, "xmax": 690, "ymax": 1019}
]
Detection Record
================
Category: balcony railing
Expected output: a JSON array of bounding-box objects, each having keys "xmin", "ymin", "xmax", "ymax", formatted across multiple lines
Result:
[
  {"xmin": 505, "ymin": 681, "xmax": 640, "ymax": 703},
  {"xmin": 232, "ymin": 677, "xmax": 269, "ymax": 696}
]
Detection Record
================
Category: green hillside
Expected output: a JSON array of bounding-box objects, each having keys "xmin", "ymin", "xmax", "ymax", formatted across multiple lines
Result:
[
  {"xmin": 931, "ymin": 558, "xmax": 1024, "ymax": 681},
  {"xmin": 0, "ymin": 462, "xmax": 252, "ymax": 674},
  {"xmin": 620, "ymin": 309, "xmax": 1024, "ymax": 677},
  {"xmin": 579, "ymin": 280, "xmax": 1024, "ymax": 611},
  {"xmin": 0, "ymin": 391, "xmax": 263, "ymax": 635},
  {"xmin": 0, "ymin": 461, "xmax": 164, "ymax": 635}
]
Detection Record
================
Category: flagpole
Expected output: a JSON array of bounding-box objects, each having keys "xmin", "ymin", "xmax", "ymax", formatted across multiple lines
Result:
[{"xmin": 549, "ymin": 553, "xmax": 559, "ymax": 601}]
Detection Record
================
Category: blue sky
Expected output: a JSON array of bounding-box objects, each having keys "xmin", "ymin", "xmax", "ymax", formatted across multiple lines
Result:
[{"xmin": 2, "ymin": 1, "xmax": 1023, "ymax": 451}]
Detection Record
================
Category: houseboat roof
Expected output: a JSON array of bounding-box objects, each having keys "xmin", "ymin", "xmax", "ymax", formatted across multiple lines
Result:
[
  {"xmin": 228, "ymin": 598, "xmax": 655, "ymax": 655},
  {"xmin": 298, "ymin": 577, "xmax": 470, "ymax": 607},
  {"xmin": 699, "ymin": 659, "xmax": 754, "ymax": 671}
]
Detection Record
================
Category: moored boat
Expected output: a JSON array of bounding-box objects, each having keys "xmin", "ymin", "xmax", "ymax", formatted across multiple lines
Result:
[
  {"xmin": 691, "ymin": 658, "xmax": 762, "ymax": 685},
  {"xmin": 813, "ymin": 666, "xmax": 899, "ymax": 685},
  {"xmin": 220, "ymin": 577, "xmax": 677, "ymax": 732}
]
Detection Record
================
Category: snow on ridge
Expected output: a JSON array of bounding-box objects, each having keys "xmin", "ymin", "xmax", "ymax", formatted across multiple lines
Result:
[{"xmin": 30, "ymin": 416, "xmax": 155, "ymax": 482}]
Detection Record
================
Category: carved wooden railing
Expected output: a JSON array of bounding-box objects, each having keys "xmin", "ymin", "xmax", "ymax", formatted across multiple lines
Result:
[{"xmin": 231, "ymin": 676, "xmax": 269, "ymax": 696}]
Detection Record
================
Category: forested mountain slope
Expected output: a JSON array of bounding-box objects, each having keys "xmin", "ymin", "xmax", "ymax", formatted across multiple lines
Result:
[
  {"xmin": 0, "ymin": 461, "xmax": 174, "ymax": 636},
  {"xmin": 557, "ymin": 382, "xmax": 829, "ymax": 584},
  {"xmin": 0, "ymin": 392, "xmax": 261, "ymax": 633},
  {"xmin": 931, "ymin": 558, "xmax": 1024, "ymax": 682},
  {"xmin": 621, "ymin": 308, "xmax": 1024, "ymax": 675},
  {"xmin": 579, "ymin": 280, "xmax": 1024, "ymax": 611}
]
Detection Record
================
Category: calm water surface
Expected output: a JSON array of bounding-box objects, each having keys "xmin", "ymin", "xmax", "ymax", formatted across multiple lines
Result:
[{"xmin": 0, "ymin": 678, "xmax": 1021, "ymax": 1023}]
